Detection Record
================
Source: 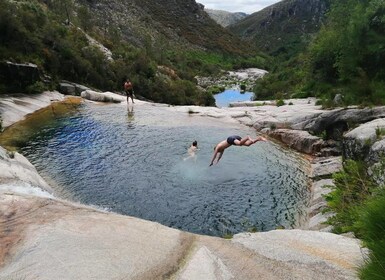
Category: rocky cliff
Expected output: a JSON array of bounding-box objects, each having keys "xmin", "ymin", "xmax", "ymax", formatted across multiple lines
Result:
[
  {"xmin": 229, "ymin": 0, "xmax": 330, "ymax": 56},
  {"xmin": 75, "ymin": 0, "xmax": 251, "ymax": 54},
  {"xmin": 205, "ymin": 9, "xmax": 248, "ymax": 27}
]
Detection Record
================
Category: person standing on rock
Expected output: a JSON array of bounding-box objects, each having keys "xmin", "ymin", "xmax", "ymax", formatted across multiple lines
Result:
[
  {"xmin": 209, "ymin": 135, "xmax": 267, "ymax": 166},
  {"xmin": 124, "ymin": 79, "xmax": 134, "ymax": 104}
]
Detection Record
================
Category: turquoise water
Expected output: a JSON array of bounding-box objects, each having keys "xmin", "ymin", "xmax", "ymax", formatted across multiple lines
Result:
[
  {"xmin": 214, "ymin": 89, "xmax": 254, "ymax": 107},
  {"xmin": 19, "ymin": 103, "xmax": 310, "ymax": 237}
]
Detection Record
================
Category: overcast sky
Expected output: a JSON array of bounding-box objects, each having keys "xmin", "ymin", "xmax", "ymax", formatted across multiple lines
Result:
[{"xmin": 197, "ymin": 0, "xmax": 282, "ymax": 14}]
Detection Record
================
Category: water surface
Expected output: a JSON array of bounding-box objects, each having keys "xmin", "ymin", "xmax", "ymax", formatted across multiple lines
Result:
[
  {"xmin": 214, "ymin": 89, "xmax": 254, "ymax": 107},
  {"xmin": 4, "ymin": 102, "xmax": 310, "ymax": 236}
]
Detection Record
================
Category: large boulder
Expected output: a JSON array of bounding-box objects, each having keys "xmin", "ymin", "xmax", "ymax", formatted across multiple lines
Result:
[
  {"xmin": 343, "ymin": 118, "xmax": 385, "ymax": 160},
  {"xmin": 59, "ymin": 81, "xmax": 91, "ymax": 96},
  {"xmin": 81, "ymin": 90, "xmax": 122, "ymax": 103},
  {"xmin": 59, "ymin": 82, "xmax": 76, "ymax": 95},
  {"xmin": 263, "ymin": 128, "xmax": 323, "ymax": 155},
  {"xmin": 0, "ymin": 61, "xmax": 41, "ymax": 92},
  {"xmin": 303, "ymin": 107, "xmax": 385, "ymax": 136}
]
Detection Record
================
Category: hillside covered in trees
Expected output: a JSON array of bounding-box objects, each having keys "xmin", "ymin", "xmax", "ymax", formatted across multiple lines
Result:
[
  {"xmin": 0, "ymin": 0, "xmax": 265, "ymax": 105},
  {"xmin": 252, "ymin": 0, "xmax": 385, "ymax": 107}
]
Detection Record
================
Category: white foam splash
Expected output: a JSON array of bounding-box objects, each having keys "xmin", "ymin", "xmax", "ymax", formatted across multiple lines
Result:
[{"xmin": 0, "ymin": 181, "xmax": 54, "ymax": 199}]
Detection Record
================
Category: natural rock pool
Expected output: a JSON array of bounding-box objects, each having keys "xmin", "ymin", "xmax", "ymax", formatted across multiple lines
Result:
[
  {"xmin": 214, "ymin": 89, "xmax": 254, "ymax": 107},
  {"xmin": 1, "ymin": 102, "xmax": 310, "ymax": 236}
]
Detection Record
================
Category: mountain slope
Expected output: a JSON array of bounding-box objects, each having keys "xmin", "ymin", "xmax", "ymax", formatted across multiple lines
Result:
[
  {"xmin": 229, "ymin": 0, "xmax": 330, "ymax": 56},
  {"xmin": 205, "ymin": 9, "xmax": 248, "ymax": 27},
  {"xmin": 77, "ymin": 0, "xmax": 252, "ymax": 55}
]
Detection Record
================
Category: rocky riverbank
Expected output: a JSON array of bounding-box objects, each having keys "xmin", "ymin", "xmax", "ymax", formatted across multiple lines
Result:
[
  {"xmin": 0, "ymin": 91, "xmax": 368, "ymax": 279},
  {"xmin": 196, "ymin": 68, "xmax": 268, "ymax": 92}
]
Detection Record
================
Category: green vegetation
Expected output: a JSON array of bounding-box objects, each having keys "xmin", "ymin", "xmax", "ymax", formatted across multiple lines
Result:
[
  {"xmin": 0, "ymin": 0, "xmax": 265, "ymax": 106},
  {"xmin": 207, "ymin": 85, "xmax": 225, "ymax": 95},
  {"xmin": 324, "ymin": 159, "xmax": 385, "ymax": 278},
  {"xmin": 276, "ymin": 99, "xmax": 285, "ymax": 107},
  {"xmin": 253, "ymin": 0, "xmax": 385, "ymax": 106},
  {"xmin": 357, "ymin": 192, "xmax": 385, "ymax": 279},
  {"xmin": 375, "ymin": 127, "xmax": 385, "ymax": 139}
]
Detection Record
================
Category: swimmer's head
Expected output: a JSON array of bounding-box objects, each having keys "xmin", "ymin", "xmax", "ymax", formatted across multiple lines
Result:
[{"xmin": 192, "ymin": 141, "xmax": 197, "ymax": 147}]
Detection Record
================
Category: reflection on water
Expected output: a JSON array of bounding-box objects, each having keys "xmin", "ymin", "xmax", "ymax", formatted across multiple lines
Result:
[
  {"xmin": 127, "ymin": 105, "xmax": 134, "ymax": 120},
  {"xmin": 3, "ymin": 102, "xmax": 310, "ymax": 237}
]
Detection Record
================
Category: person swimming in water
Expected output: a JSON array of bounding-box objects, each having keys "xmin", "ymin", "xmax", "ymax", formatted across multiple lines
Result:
[
  {"xmin": 209, "ymin": 135, "xmax": 267, "ymax": 166},
  {"xmin": 184, "ymin": 140, "xmax": 198, "ymax": 162}
]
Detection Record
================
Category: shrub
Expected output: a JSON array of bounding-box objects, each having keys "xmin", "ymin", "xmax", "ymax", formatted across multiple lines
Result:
[
  {"xmin": 325, "ymin": 160, "xmax": 377, "ymax": 234},
  {"xmin": 357, "ymin": 191, "xmax": 385, "ymax": 280},
  {"xmin": 26, "ymin": 81, "xmax": 48, "ymax": 94},
  {"xmin": 276, "ymin": 99, "xmax": 285, "ymax": 107},
  {"xmin": 375, "ymin": 127, "xmax": 385, "ymax": 139}
]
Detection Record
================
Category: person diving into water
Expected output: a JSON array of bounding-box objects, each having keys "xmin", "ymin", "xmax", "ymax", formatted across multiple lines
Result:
[{"xmin": 209, "ymin": 135, "xmax": 267, "ymax": 166}]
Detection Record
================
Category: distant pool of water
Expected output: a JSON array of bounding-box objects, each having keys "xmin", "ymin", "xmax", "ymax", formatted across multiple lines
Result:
[
  {"xmin": 5, "ymin": 102, "xmax": 310, "ymax": 237},
  {"xmin": 214, "ymin": 89, "xmax": 254, "ymax": 107}
]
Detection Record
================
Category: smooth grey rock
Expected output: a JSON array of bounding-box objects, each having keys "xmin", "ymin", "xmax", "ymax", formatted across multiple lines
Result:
[
  {"xmin": 369, "ymin": 139, "xmax": 385, "ymax": 163},
  {"xmin": 266, "ymin": 129, "xmax": 322, "ymax": 154},
  {"xmin": 303, "ymin": 107, "xmax": 385, "ymax": 135},
  {"xmin": 0, "ymin": 146, "xmax": 53, "ymax": 194},
  {"xmin": 81, "ymin": 90, "xmax": 122, "ymax": 103},
  {"xmin": 310, "ymin": 157, "xmax": 343, "ymax": 178},
  {"xmin": 311, "ymin": 179, "xmax": 334, "ymax": 205},
  {"xmin": 75, "ymin": 84, "xmax": 90, "ymax": 96},
  {"xmin": 177, "ymin": 246, "xmax": 233, "ymax": 280},
  {"xmin": 308, "ymin": 212, "xmax": 335, "ymax": 231},
  {"xmin": 0, "ymin": 91, "xmax": 65, "ymax": 128},
  {"xmin": 343, "ymin": 118, "xmax": 385, "ymax": 160},
  {"xmin": 59, "ymin": 82, "xmax": 76, "ymax": 95},
  {"xmin": 333, "ymin": 94, "xmax": 343, "ymax": 106},
  {"xmin": 233, "ymin": 230, "xmax": 366, "ymax": 280}
]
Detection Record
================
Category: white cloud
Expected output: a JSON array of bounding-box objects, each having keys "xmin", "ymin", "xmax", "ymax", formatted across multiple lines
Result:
[{"xmin": 198, "ymin": 0, "xmax": 282, "ymax": 14}]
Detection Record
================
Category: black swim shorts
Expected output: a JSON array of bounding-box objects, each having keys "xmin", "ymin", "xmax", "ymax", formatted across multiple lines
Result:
[
  {"xmin": 227, "ymin": 135, "xmax": 242, "ymax": 145},
  {"xmin": 125, "ymin": 89, "xmax": 133, "ymax": 97}
]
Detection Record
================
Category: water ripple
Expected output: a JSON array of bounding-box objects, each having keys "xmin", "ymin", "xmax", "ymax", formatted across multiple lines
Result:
[{"xmin": 18, "ymin": 103, "xmax": 310, "ymax": 237}]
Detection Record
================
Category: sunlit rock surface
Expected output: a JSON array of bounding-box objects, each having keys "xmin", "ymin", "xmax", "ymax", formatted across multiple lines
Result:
[
  {"xmin": 0, "ymin": 192, "xmax": 366, "ymax": 279},
  {"xmin": 0, "ymin": 91, "xmax": 65, "ymax": 128}
]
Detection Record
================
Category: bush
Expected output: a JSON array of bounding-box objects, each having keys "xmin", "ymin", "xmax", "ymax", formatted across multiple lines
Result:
[
  {"xmin": 26, "ymin": 81, "xmax": 48, "ymax": 94},
  {"xmin": 325, "ymin": 160, "xmax": 377, "ymax": 234},
  {"xmin": 357, "ymin": 191, "xmax": 385, "ymax": 279},
  {"xmin": 276, "ymin": 99, "xmax": 285, "ymax": 106}
]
